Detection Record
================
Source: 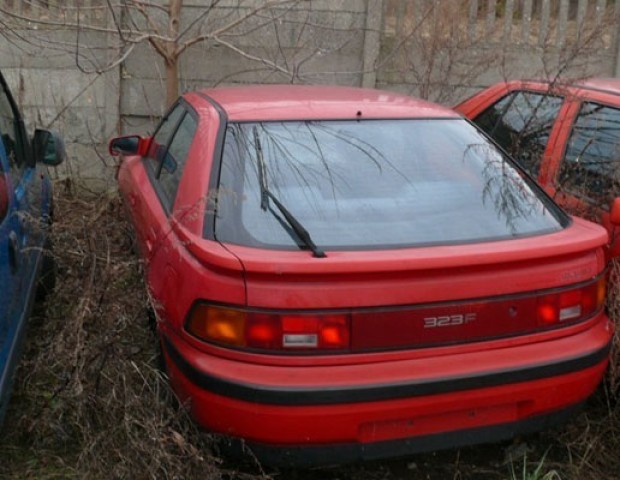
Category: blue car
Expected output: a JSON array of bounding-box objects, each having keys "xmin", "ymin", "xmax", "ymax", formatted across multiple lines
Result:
[{"xmin": 0, "ymin": 72, "xmax": 65, "ymax": 424}]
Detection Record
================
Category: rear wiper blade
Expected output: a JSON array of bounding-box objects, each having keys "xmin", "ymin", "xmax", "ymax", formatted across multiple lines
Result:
[{"xmin": 252, "ymin": 126, "xmax": 326, "ymax": 258}]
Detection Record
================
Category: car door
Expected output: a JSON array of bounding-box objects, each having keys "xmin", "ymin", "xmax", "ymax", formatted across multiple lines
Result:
[
  {"xmin": 0, "ymin": 81, "xmax": 35, "ymax": 318},
  {"xmin": 550, "ymin": 96, "xmax": 620, "ymax": 257},
  {"xmin": 456, "ymin": 83, "xmax": 567, "ymax": 190},
  {"xmin": 118, "ymin": 101, "xmax": 198, "ymax": 304},
  {"xmin": 0, "ymin": 80, "xmax": 36, "ymax": 418},
  {"xmin": 119, "ymin": 104, "xmax": 187, "ymax": 262},
  {"xmin": 0, "ymin": 163, "xmax": 17, "ymax": 346}
]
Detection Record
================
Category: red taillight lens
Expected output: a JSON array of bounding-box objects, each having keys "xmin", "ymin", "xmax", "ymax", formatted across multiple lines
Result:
[
  {"xmin": 186, "ymin": 305, "xmax": 350, "ymax": 352},
  {"xmin": 536, "ymin": 275, "xmax": 606, "ymax": 327},
  {"xmin": 246, "ymin": 314, "xmax": 281, "ymax": 350},
  {"xmin": 319, "ymin": 316, "xmax": 350, "ymax": 348},
  {"xmin": 536, "ymin": 297, "xmax": 558, "ymax": 325}
]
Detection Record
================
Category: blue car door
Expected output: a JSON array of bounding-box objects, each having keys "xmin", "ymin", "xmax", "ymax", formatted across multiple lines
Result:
[
  {"xmin": 0, "ymin": 79, "xmax": 39, "ymax": 420},
  {"xmin": 0, "ymin": 163, "xmax": 18, "ymax": 366}
]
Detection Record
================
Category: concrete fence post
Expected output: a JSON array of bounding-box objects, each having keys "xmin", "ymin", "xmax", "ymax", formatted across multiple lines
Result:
[
  {"xmin": 105, "ymin": 5, "xmax": 122, "ymax": 136},
  {"xmin": 615, "ymin": 0, "xmax": 620, "ymax": 77},
  {"xmin": 615, "ymin": 34, "xmax": 620, "ymax": 78},
  {"xmin": 361, "ymin": 0, "xmax": 383, "ymax": 88}
]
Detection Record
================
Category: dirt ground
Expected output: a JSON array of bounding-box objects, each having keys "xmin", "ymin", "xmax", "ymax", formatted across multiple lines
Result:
[{"xmin": 0, "ymin": 187, "xmax": 619, "ymax": 479}]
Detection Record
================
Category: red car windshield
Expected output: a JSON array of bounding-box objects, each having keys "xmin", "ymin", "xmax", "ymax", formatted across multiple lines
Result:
[{"xmin": 212, "ymin": 119, "xmax": 567, "ymax": 250}]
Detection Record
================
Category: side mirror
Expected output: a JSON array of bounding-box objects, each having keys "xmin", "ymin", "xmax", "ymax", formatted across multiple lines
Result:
[
  {"xmin": 33, "ymin": 129, "xmax": 66, "ymax": 166},
  {"xmin": 109, "ymin": 135, "xmax": 143, "ymax": 156},
  {"xmin": 610, "ymin": 197, "xmax": 620, "ymax": 225}
]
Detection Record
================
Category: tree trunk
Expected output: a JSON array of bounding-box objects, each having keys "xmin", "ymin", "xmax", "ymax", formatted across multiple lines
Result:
[
  {"xmin": 165, "ymin": 58, "xmax": 179, "ymax": 108},
  {"xmin": 165, "ymin": 0, "xmax": 182, "ymax": 107}
]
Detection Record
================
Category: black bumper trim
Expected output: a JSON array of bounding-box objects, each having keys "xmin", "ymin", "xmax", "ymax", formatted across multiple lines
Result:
[
  {"xmin": 162, "ymin": 335, "xmax": 610, "ymax": 406},
  {"xmin": 227, "ymin": 401, "xmax": 585, "ymax": 467}
]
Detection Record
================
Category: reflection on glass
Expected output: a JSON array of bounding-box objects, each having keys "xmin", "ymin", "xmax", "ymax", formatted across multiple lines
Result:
[
  {"xmin": 560, "ymin": 102, "xmax": 620, "ymax": 205},
  {"xmin": 214, "ymin": 119, "xmax": 565, "ymax": 250},
  {"xmin": 474, "ymin": 91, "xmax": 563, "ymax": 177}
]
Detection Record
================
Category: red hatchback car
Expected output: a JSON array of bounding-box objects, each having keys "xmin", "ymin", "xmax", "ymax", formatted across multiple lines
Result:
[
  {"xmin": 110, "ymin": 85, "xmax": 612, "ymax": 466},
  {"xmin": 455, "ymin": 79, "xmax": 620, "ymax": 257}
]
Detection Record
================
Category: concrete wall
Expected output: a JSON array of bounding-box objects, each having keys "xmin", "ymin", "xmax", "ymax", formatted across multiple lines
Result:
[
  {"xmin": 0, "ymin": 0, "xmax": 618, "ymax": 188},
  {"xmin": 120, "ymin": 1, "xmax": 368, "ymax": 134},
  {"xmin": 377, "ymin": 0, "xmax": 620, "ymax": 103}
]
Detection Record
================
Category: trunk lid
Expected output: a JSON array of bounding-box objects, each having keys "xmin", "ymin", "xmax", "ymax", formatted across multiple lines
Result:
[{"xmin": 186, "ymin": 217, "xmax": 607, "ymax": 350}]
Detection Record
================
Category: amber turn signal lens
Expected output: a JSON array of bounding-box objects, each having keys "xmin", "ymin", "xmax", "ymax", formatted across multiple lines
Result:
[
  {"xmin": 186, "ymin": 303, "xmax": 351, "ymax": 352},
  {"xmin": 186, "ymin": 304, "xmax": 246, "ymax": 346}
]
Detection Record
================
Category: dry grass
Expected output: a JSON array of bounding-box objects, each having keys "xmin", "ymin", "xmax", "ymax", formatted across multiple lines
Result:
[
  {"xmin": 1, "ymin": 185, "xmax": 620, "ymax": 479},
  {"xmin": 0, "ymin": 185, "xmax": 226, "ymax": 479}
]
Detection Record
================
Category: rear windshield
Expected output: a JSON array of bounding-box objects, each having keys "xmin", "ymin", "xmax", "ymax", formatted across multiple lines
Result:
[{"xmin": 213, "ymin": 119, "xmax": 566, "ymax": 250}]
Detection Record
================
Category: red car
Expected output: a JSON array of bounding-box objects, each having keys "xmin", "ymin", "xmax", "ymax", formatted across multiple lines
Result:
[
  {"xmin": 110, "ymin": 85, "xmax": 613, "ymax": 466},
  {"xmin": 455, "ymin": 79, "xmax": 620, "ymax": 257}
]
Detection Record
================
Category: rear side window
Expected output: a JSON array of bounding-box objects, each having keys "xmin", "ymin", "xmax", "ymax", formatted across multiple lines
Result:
[
  {"xmin": 146, "ymin": 104, "xmax": 197, "ymax": 209},
  {"xmin": 214, "ymin": 119, "xmax": 566, "ymax": 250},
  {"xmin": 559, "ymin": 102, "xmax": 620, "ymax": 206},
  {"xmin": 474, "ymin": 91, "xmax": 563, "ymax": 177},
  {"xmin": 158, "ymin": 113, "xmax": 197, "ymax": 204},
  {"xmin": 147, "ymin": 105, "xmax": 185, "ymax": 171}
]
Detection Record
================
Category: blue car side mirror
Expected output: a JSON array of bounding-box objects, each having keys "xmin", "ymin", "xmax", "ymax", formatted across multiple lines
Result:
[{"xmin": 33, "ymin": 129, "xmax": 66, "ymax": 166}]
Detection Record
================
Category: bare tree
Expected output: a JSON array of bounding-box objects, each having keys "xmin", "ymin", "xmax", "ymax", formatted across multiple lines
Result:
[
  {"xmin": 0, "ymin": 0, "xmax": 327, "ymax": 107},
  {"xmin": 378, "ymin": 0, "xmax": 618, "ymax": 104}
]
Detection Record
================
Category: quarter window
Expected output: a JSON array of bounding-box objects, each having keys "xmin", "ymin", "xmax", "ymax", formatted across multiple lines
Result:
[
  {"xmin": 146, "ymin": 103, "xmax": 198, "ymax": 210},
  {"xmin": 157, "ymin": 112, "xmax": 197, "ymax": 204},
  {"xmin": 559, "ymin": 102, "xmax": 620, "ymax": 206},
  {"xmin": 474, "ymin": 91, "xmax": 563, "ymax": 177},
  {"xmin": 147, "ymin": 104, "xmax": 185, "ymax": 171}
]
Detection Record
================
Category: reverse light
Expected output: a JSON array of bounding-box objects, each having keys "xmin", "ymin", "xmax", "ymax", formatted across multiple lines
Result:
[{"xmin": 186, "ymin": 304, "xmax": 350, "ymax": 352}]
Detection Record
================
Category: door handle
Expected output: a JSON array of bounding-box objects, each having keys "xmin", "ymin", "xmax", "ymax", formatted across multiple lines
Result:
[{"xmin": 8, "ymin": 231, "xmax": 19, "ymax": 274}]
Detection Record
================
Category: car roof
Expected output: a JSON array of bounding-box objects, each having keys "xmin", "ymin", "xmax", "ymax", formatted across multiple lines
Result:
[
  {"xmin": 507, "ymin": 78, "xmax": 620, "ymax": 97},
  {"xmin": 195, "ymin": 85, "xmax": 459, "ymax": 122},
  {"xmin": 572, "ymin": 78, "xmax": 620, "ymax": 95}
]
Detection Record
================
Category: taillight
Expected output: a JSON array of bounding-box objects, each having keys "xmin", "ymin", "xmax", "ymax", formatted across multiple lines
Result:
[
  {"xmin": 536, "ymin": 275, "xmax": 606, "ymax": 327},
  {"xmin": 186, "ymin": 276, "xmax": 606, "ymax": 354},
  {"xmin": 186, "ymin": 304, "xmax": 350, "ymax": 352}
]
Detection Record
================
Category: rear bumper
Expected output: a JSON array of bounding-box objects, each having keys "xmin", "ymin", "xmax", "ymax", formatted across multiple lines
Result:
[
  {"xmin": 229, "ymin": 401, "xmax": 585, "ymax": 467},
  {"xmin": 161, "ymin": 315, "xmax": 612, "ymax": 466}
]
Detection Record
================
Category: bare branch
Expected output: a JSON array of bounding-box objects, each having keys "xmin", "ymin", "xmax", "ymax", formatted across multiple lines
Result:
[
  {"xmin": 176, "ymin": 0, "xmax": 300, "ymax": 58},
  {"xmin": 212, "ymin": 35, "xmax": 292, "ymax": 77}
]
